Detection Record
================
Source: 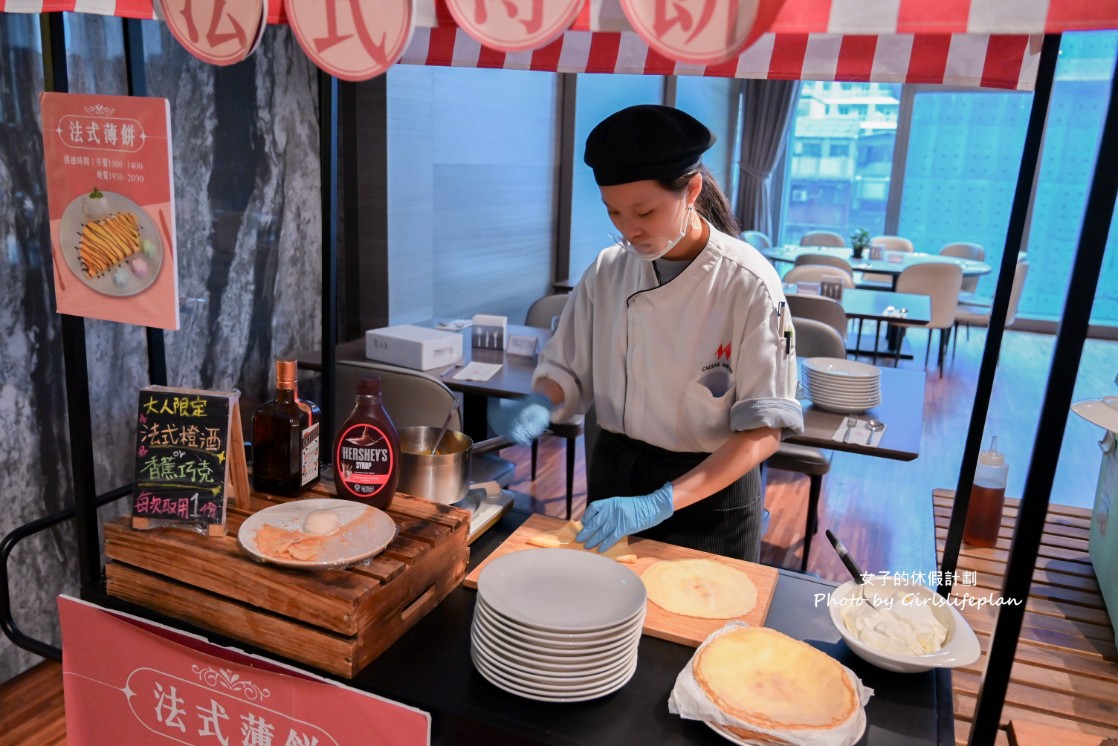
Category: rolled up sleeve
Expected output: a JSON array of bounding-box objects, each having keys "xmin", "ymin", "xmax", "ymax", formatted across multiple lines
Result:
[{"xmin": 729, "ymin": 292, "xmax": 804, "ymax": 436}]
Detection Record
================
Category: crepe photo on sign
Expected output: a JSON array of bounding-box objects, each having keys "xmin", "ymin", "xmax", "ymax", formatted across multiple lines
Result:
[{"xmin": 40, "ymin": 92, "xmax": 179, "ymax": 329}]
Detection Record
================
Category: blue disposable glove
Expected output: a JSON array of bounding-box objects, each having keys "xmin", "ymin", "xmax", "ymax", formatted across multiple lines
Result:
[
  {"xmin": 576, "ymin": 482, "xmax": 675, "ymax": 553},
  {"xmin": 487, "ymin": 392, "xmax": 552, "ymax": 445}
]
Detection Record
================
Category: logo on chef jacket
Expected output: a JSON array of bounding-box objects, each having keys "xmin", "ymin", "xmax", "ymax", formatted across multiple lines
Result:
[{"xmin": 699, "ymin": 342, "xmax": 733, "ymax": 397}]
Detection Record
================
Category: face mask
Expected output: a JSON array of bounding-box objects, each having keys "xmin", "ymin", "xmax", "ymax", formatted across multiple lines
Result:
[{"xmin": 614, "ymin": 201, "xmax": 694, "ymax": 262}]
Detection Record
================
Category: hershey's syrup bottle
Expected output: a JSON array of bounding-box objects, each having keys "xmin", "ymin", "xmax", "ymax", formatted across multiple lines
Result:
[
  {"xmin": 333, "ymin": 376, "xmax": 399, "ymax": 509},
  {"xmin": 252, "ymin": 359, "xmax": 322, "ymax": 496}
]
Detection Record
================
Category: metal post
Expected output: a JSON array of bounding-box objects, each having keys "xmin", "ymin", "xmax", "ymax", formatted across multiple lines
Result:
[
  {"xmin": 320, "ymin": 71, "xmax": 339, "ymax": 459},
  {"xmin": 968, "ymin": 47, "xmax": 1118, "ymax": 746},
  {"xmin": 939, "ymin": 34, "xmax": 1062, "ymax": 595},
  {"xmin": 122, "ymin": 16, "xmax": 168, "ymax": 387},
  {"xmin": 40, "ymin": 12, "xmax": 102, "ymax": 594}
]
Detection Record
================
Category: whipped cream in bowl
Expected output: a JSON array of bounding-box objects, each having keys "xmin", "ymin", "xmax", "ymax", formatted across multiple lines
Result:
[{"xmin": 826, "ymin": 577, "xmax": 981, "ymax": 673}]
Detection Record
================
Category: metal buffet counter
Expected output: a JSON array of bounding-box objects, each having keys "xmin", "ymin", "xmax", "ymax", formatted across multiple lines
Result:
[{"xmin": 352, "ymin": 510, "xmax": 952, "ymax": 745}]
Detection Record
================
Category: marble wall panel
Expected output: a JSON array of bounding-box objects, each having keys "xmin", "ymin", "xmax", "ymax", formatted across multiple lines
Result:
[{"xmin": 0, "ymin": 17, "xmax": 321, "ymax": 683}]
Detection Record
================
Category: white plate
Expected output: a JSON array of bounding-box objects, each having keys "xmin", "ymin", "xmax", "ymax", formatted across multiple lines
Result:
[
  {"xmin": 238, "ymin": 498, "xmax": 397, "ymax": 570},
  {"xmin": 1071, "ymin": 396, "xmax": 1118, "ymax": 433},
  {"xmin": 802, "ymin": 373, "xmax": 881, "ymax": 389},
  {"xmin": 807, "ymin": 399, "xmax": 879, "ymax": 414},
  {"xmin": 470, "ymin": 626, "xmax": 637, "ymax": 677},
  {"xmin": 803, "ymin": 391, "xmax": 881, "ymax": 406},
  {"xmin": 803, "ymin": 383, "xmax": 880, "ymax": 398},
  {"xmin": 472, "ymin": 604, "xmax": 641, "ymax": 655},
  {"xmin": 471, "ymin": 648, "xmax": 638, "ymax": 701},
  {"xmin": 477, "ymin": 548, "xmax": 646, "ymax": 631},
  {"xmin": 476, "ymin": 595, "xmax": 645, "ymax": 641},
  {"xmin": 470, "ymin": 616, "xmax": 640, "ymax": 668},
  {"xmin": 802, "ymin": 357, "xmax": 880, "ymax": 379},
  {"xmin": 472, "ymin": 638, "xmax": 638, "ymax": 687},
  {"xmin": 58, "ymin": 190, "xmax": 164, "ymax": 296}
]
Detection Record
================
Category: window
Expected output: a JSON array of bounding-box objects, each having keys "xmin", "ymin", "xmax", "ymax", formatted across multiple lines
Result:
[{"xmin": 779, "ymin": 82, "xmax": 900, "ymax": 246}]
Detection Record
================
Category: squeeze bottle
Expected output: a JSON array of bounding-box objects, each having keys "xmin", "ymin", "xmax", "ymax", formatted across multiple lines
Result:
[{"xmin": 963, "ymin": 436, "xmax": 1008, "ymax": 548}]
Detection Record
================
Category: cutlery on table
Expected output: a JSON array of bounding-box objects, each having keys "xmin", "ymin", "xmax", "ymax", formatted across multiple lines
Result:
[
  {"xmin": 842, "ymin": 416, "xmax": 858, "ymax": 443},
  {"xmin": 865, "ymin": 419, "xmax": 885, "ymax": 445}
]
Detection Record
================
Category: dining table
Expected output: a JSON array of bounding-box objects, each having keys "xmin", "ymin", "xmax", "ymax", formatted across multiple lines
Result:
[
  {"xmin": 764, "ymin": 245, "xmax": 992, "ymax": 291},
  {"xmin": 309, "ymin": 324, "xmax": 550, "ymax": 442},
  {"xmin": 786, "ymin": 286, "xmax": 932, "ymax": 361},
  {"xmin": 787, "ymin": 365, "xmax": 926, "ymax": 462}
]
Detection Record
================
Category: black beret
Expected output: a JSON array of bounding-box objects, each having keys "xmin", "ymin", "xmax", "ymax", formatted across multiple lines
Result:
[{"xmin": 584, "ymin": 105, "xmax": 716, "ymax": 186}]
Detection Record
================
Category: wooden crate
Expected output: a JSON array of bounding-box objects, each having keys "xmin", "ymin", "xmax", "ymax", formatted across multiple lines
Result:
[{"xmin": 105, "ymin": 488, "xmax": 469, "ymax": 678}]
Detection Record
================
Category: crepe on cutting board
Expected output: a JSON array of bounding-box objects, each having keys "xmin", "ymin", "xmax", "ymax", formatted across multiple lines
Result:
[
  {"xmin": 526, "ymin": 520, "xmax": 637, "ymax": 563},
  {"xmin": 641, "ymin": 558, "xmax": 758, "ymax": 619}
]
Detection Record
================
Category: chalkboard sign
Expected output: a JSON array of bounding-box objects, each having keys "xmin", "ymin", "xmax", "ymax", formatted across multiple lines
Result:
[{"xmin": 131, "ymin": 386, "xmax": 248, "ymax": 535}]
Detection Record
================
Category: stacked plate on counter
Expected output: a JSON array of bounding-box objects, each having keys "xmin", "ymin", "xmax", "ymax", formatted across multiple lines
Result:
[
  {"xmin": 471, "ymin": 548, "xmax": 646, "ymax": 702},
  {"xmin": 801, "ymin": 357, "xmax": 881, "ymax": 413}
]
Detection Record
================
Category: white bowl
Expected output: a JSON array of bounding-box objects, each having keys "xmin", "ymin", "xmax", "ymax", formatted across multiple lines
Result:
[{"xmin": 827, "ymin": 577, "xmax": 981, "ymax": 673}]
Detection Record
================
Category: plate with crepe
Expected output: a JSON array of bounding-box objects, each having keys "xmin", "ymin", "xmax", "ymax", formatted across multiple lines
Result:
[
  {"xmin": 58, "ymin": 189, "xmax": 163, "ymax": 296},
  {"xmin": 238, "ymin": 498, "xmax": 397, "ymax": 570}
]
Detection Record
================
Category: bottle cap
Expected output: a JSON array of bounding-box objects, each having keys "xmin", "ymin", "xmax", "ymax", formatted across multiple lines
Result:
[
  {"xmin": 275, "ymin": 359, "xmax": 297, "ymax": 387},
  {"xmin": 358, "ymin": 376, "xmax": 382, "ymax": 396},
  {"xmin": 979, "ymin": 435, "xmax": 1005, "ymax": 466}
]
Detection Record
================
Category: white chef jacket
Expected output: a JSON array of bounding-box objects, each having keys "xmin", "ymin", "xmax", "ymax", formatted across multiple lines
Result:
[{"xmin": 535, "ymin": 223, "xmax": 803, "ymax": 454}]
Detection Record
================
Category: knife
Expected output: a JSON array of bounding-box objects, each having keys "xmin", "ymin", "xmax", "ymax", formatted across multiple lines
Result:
[{"xmin": 826, "ymin": 529, "xmax": 866, "ymax": 584}]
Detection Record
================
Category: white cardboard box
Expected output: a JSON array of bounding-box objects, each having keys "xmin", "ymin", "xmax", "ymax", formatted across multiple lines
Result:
[{"xmin": 364, "ymin": 325, "xmax": 463, "ymax": 370}]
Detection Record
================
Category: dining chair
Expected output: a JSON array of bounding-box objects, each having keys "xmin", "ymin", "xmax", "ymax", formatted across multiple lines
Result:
[
  {"xmin": 953, "ymin": 260, "xmax": 1029, "ymax": 358},
  {"xmin": 765, "ymin": 317, "xmax": 847, "ymax": 572},
  {"xmin": 741, "ymin": 230, "xmax": 773, "ymax": 249},
  {"xmin": 525, "ymin": 294, "xmax": 583, "ymax": 519},
  {"xmin": 335, "ymin": 360, "xmax": 516, "ymax": 489},
  {"xmin": 939, "ymin": 242, "xmax": 986, "ymax": 298},
  {"xmin": 793, "ymin": 253, "xmax": 855, "ymax": 276},
  {"xmin": 800, "ymin": 230, "xmax": 846, "ymax": 247},
  {"xmin": 893, "ymin": 263, "xmax": 963, "ymax": 377},
  {"xmin": 786, "ymin": 294, "xmax": 849, "ymax": 343},
  {"xmin": 783, "ymin": 266, "xmax": 869, "ymax": 352},
  {"xmin": 871, "ymin": 235, "xmax": 915, "ymax": 253}
]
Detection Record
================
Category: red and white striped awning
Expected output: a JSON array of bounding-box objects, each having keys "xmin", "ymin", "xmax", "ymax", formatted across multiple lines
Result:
[{"xmin": 2, "ymin": 0, "xmax": 1116, "ymax": 90}]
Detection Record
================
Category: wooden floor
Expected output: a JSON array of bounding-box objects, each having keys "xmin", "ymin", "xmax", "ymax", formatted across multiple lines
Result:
[
  {"xmin": 935, "ymin": 491, "xmax": 1118, "ymax": 744},
  {"xmin": 4, "ymin": 327, "xmax": 1118, "ymax": 744}
]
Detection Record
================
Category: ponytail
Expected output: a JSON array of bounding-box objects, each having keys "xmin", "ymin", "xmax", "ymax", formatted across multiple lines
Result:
[{"xmin": 662, "ymin": 166, "xmax": 740, "ymax": 237}]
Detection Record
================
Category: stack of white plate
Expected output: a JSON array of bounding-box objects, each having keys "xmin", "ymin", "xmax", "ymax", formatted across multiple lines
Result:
[
  {"xmin": 801, "ymin": 357, "xmax": 881, "ymax": 413},
  {"xmin": 471, "ymin": 548, "xmax": 646, "ymax": 702}
]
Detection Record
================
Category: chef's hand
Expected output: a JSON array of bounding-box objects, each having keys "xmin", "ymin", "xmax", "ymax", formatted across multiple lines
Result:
[
  {"xmin": 576, "ymin": 482, "xmax": 675, "ymax": 553},
  {"xmin": 487, "ymin": 392, "xmax": 552, "ymax": 445}
]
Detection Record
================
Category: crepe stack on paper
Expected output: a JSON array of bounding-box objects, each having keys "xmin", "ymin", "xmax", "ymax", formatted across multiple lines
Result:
[{"xmin": 670, "ymin": 622, "xmax": 872, "ymax": 745}]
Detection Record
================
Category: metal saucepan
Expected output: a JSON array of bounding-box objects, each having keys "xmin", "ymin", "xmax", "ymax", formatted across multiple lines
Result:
[{"xmin": 398, "ymin": 426, "xmax": 511, "ymax": 505}]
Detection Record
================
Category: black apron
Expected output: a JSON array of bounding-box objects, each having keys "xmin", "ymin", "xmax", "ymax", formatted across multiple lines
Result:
[{"xmin": 587, "ymin": 430, "xmax": 764, "ymax": 562}]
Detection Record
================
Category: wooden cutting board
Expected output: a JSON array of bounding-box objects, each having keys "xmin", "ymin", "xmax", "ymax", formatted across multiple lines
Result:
[{"xmin": 463, "ymin": 513, "xmax": 778, "ymax": 647}]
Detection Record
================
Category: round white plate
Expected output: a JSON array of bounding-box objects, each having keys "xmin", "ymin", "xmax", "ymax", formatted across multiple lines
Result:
[
  {"xmin": 803, "ymin": 391, "xmax": 881, "ymax": 406},
  {"xmin": 472, "ymin": 637, "xmax": 638, "ymax": 686},
  {"xmin": 476, "ymin": 594, "xmax": 645, "ymax": 641},
  {"xmin": 477, "ymin": 548, "xmax": 646, "ymax": 631},
  {"xmin": 802, "ymin": 374, "xmax": 881, "ymax": 390},
  {"xmin": 807, "ymin": 399, "xmax": 879, "ymax": 414},
  {"xmin": 470, "ymin": 626, "xmax": 637, "ymax": 677},
  {"xmin": 471, "ymin": 648, "xmax": 638, "ymax": 701},
  {"xmin": 238, "ymin": 498, "xmax": 396, "ymax": 570},
  {"xmin": 470, "ymin": 616, "xmax": 640, "ymax": 668},
  {"xmin": 58, "ymin": 191, "xmax": 163, "ymax": 296},
  {"xmin": 802, "ymin": 357, "xmax": 880, "ymax": 379},
  {"xmin": 1072, "ymin": 396, "xmax": 1118, "ymax": 433},
  {"xmin": 803, "ymin": 383, "xmax": 880, "ymax": 398},
  {"xmin": 472, "ymin": 604, "xmax": 641, "ymax": 655}
]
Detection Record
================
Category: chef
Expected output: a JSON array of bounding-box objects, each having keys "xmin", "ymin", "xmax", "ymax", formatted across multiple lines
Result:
[{"xmin": 490, "ymin": 105, "xmax": 803, "ymax": 561}]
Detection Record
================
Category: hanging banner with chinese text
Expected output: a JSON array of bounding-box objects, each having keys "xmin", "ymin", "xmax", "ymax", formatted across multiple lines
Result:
[
  {"xmin": 619, "ymin": 0, "xmax": 784, "ymax": 65},
  {"xmin": 286, "ymin": 0, "xmax": 415, "ymax": 82},
  {"xmin": 444, "ymin": 0, "xmax": 584, "ymax": 53},
  {"xmin": 158, "ymin": 0, "xmax": 267, "ymax": 66},
  {"xmin": 40, "ymin": 92, "xmax": 179, "ymax": 329},
  {"xmin": 58, "ymin": 596, "xmax": 432, "ymax": 746}
]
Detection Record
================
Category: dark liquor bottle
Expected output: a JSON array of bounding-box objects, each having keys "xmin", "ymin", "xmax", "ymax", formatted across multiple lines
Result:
[
  {"xmin": 252, "ymin": 359, "xmax": 321, "ymax": 497},
  {"xmin": 334, "ymin": 376, "xmax": 399, "ymax": 510}
]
